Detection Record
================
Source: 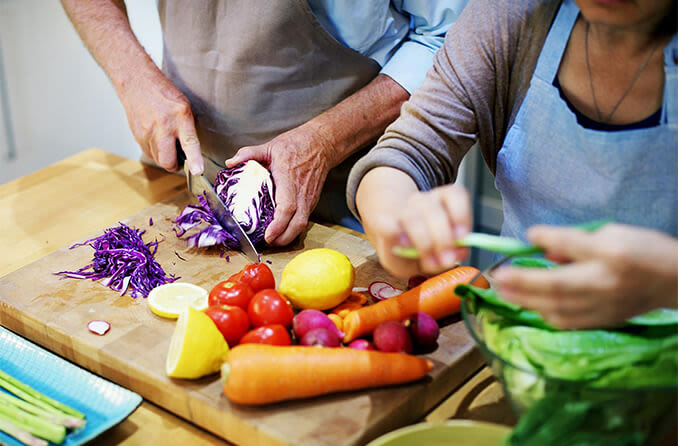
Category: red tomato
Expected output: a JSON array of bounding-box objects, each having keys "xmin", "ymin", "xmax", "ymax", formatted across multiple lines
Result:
[
  {"xmin": 204, "ymin": 305, "xmax": 250, "ymax": 347},
  {"xmin": 228, "ymin": 263, "xmax": 275, "ymax": 293},
  {"xmin": 239, "ymin": 324, "xmax": 291, "ymax": 346},
  {"xmin": 248, "ymin": 289, "xmax": 294, "ymax": 328},
  {"xmin": 208, "ymin": 280, "xmax": 255, "ymax": 309}
]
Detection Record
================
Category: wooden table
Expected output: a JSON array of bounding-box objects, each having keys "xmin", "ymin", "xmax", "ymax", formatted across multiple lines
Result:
[{"xmin": 0, "ymin": 148, "xmax": 517, "ymax": 444}]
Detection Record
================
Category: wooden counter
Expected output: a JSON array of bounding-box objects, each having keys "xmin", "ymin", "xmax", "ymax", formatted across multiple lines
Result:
[{"xmin": 0, "ymin": 148, "xmax": 515, "ymax": 445}]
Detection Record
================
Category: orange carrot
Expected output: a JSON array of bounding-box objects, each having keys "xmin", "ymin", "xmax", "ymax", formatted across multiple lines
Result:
[
  {"xmin": 221, "ymin": 344, "xmax": 433, "ymax": 405},
  {"xmin": 328, "ymin": 313, "xmax": 344, "ymax": 332},
  {"xmin": 342, "ymin": 266, "xmax": 489, "ymax": 342},
  {"xmin": 346, "ymin": 291, "xmax": 368, "ymax": 305}
]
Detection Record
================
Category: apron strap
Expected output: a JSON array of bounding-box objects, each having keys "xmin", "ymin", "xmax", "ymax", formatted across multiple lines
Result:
[
  {"xmin": 662, "ymin": 33, "xmax": 678, "ymax": 126},
  {"xmin": 532, "ymin": 0, "xmax": 579, "ymax": 83}
]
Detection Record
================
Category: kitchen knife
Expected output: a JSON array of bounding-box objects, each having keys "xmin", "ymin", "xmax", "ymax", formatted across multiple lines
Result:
[{"xmin": 177, "ymin": 144, "xmax": 260, "ymax": 263}]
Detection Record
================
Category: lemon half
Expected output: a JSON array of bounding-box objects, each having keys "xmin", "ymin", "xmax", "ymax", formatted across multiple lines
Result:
[
  {"xmin": 166, "ymin": 306, "xmax": 229, "ymax": 379},
  {"xmin": 148, "ymin": 282, "xmax": 208, "ymax": 319},
  {"xmin": 279, "ymin": 248, "xmax": 355, "ymax": 310}
]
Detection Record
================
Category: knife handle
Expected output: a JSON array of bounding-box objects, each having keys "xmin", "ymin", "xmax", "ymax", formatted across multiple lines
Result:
[{"xmin": 175, "ymin": 140, "xmax": 186, "ymax": 168}]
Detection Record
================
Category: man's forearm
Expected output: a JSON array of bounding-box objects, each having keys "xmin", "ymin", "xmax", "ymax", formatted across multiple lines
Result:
[
  {"xmin": 61, "ymin": 0, "xmax": 162, "ymax": 96},
  {"xmin": 306, "ymin": 74, "xmax": 410, "ymax": 168}
]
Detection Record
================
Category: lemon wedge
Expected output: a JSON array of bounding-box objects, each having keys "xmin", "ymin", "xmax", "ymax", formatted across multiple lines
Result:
[
  {"xmin": 148, "ymin": 282, "xmax": 208, "ymax": 319},
  {"xmin": 279, "ymin": 248, "xmax": 355, "ymax": 310},
  {"xmin": 166, "ymin": 306, "xmax": 229, "ymax": 379}
]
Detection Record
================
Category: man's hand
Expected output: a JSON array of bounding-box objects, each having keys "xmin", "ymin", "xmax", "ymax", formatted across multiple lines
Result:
[
  {"xmin": 493, "ymin": 224, "xmax": 678, "ymax": 329},
  {"xmin": 227, "ymin": 74, "xmax": 410, "ymax": 246},
  {"xmin": 117, "ymin": 71, "xmax": 203, "ymax": 175},
  {"xmin": 225, "ymin": 124, "xmax": 334, "ymax": 246},
  {"xmin": 60, "ymin": 0, "xmax": 203, "ymax": 175}
]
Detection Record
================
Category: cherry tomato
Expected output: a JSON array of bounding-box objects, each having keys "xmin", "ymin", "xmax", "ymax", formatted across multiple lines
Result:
[
  {"xmin": 208, "ymin": 280, "xmax": 255, "ymax": 309},
  {"xmin": 248, "ymin": 289, "xmax": 294, "ymax": 328},
  {"xmin": 204, "ymin": 305, "xmax": 250, "ymax": 347},
  {"xmin": 239, "ymin": 324, "xmax": 291, "ymax": 346},
  {"xmin": 228, "ymin": 263, "xmax": 275, "ymax": 293}
]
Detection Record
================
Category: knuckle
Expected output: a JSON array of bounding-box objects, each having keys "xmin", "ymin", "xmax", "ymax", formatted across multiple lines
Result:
[
  {"xmin": 174, "ymin": 100, "xmax": 192, "ymax": 117},
  {"xmin": 291, "ymin": 220, "xmax": 308, "ymax": 235},
  {"xmin": 182, "ymin": 134, "xmax": 199, "ymax": 147},
  {"xmin": 545, "ymin": 277, "xmax": 567, "ymax": 295},
  {"xmin": 278, "ymin": 203, "xmax": 296, "ymax": 216}
]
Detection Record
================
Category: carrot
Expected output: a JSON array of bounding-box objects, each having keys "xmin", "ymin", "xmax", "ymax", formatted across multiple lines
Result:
[
  {"xmin": 346, "ymin": 292, "xmax": 368, "ymax": 305},
  {"xmin": 331, "ymin": 300, "xmax": 365, "ymax": 318},
  {"xmin": 342, "ymin": 266, "xmax": 489, "ymax": 342},
  {"xmin": 328, "ymin": 313, "xmax": 344, "ymax": 332},
  {"xmin": 221, "ymin": 344, "xmax": 433, "ymax": 405}
]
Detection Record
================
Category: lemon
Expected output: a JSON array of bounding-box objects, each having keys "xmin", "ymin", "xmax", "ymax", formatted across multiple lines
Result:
[
  {"xmin": 148, "ymin": 282, "xmax": 208, "ymax": 319},
  {"xmin": 166, "ymin": 306, "xmax": 229, "ymax": 379},
  {"xmin": 279, "ymin": 248, "xmax": 354, "ymax": 310}
]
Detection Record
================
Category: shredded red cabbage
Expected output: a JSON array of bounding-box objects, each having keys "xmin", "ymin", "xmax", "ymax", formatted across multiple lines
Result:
[
  {"xmin": 173, "ymin": 194, "xmax": 240, "ymax": 249},
  {"xmin": 55, "ymin": 223, "xmax": 178, "ymax": 298},
  {"xmin": 174, "ymin": 161, "xmax": 275, "ymax": 249}
]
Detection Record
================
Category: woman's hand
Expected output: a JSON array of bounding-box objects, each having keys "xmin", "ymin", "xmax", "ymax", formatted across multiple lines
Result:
[
  {"xmin": 357, "ymin": 168, "xmax": 472, "ymax": 278},
  {"xmin": 493, "ymin": 223, "xmax": 678, "ymax": 329}
]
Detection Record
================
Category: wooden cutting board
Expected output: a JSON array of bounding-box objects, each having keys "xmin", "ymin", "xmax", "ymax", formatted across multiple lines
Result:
[{"xmin": 0, "ymin": 190, "xmax": 483, "ymax": 446}]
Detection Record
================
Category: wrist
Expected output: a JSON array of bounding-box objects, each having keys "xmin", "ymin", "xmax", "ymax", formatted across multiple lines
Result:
[
  {"xmin": 304, "ymin": 118, "xmax": 341, "ymax": 169},
  {"xmin": 110, "ymin": 51, "xmax": 163, "ymax": 98},
  {"xmin": 356, "ymin": 167, "xmax": 417, "ymax": 223}
]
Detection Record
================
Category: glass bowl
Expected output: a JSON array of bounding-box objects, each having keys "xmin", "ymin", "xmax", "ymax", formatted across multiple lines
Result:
[{"xmin": 461, "ymin": 296, "xmax": 678, "ymax": 446}]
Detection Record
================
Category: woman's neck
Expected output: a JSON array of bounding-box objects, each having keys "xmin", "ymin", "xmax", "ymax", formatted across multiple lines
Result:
[{"xmin": 587, "ymin": 16, "xmax": 669, "ymax": 56}]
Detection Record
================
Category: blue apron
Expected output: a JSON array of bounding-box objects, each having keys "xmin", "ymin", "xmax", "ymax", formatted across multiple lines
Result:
[{"xmin": 495, "ymin": 0, "xmax": 678, "ymax": 241}]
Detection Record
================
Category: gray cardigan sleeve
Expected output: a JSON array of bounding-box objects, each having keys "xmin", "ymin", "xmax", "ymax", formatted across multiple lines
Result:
[{"xmin": 346, "ymin": 0, "xmax": 560, "ymax": 219}]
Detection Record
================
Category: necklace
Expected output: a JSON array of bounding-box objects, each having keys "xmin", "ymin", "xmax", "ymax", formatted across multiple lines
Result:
[{"xmin": 584, "ymin": 21, "xmax": 660, "ymax": 124}]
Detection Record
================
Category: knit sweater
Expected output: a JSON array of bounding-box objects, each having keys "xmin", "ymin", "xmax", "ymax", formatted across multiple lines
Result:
[{"xmin": 346, "ymin": 0, "xmax": 562, "ymax": 218}]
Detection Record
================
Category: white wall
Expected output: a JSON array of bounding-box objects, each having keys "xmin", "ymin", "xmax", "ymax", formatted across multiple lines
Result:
[{"xmin": 0, "ymin": 0, "xmax": 163, "ymax": 184}]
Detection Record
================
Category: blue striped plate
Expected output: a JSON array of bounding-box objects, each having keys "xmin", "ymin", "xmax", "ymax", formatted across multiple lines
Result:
[{"xmin": 0, "ymin": 326, "xmax": 142, "ymax": 445}]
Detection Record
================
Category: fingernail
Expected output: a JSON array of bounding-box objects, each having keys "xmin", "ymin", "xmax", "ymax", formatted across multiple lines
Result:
[
  {"xmin": 492, "ymin": 267, "xmax": 508, "ymax": 282},
  {"xmin": 440, "ymin": 250, "xmax": 458, "ymax": 266},
  {"xmin": 190, "ymin": 161, "xmax": 204, "ymax": 176},
  {"xmin": 454, "ymin": 225, "xmax": 469, "ymax": 239},
  {"xmin": 398, "ymin": 233, "xmax": 411, "ymax": 246},
  {"xmin": 425, "ymin": 254, "xmax": 439, "ymax": 268}
]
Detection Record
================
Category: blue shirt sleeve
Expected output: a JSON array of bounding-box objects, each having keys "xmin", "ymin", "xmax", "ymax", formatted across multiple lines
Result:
[{"xmin": 307, "ymin": 0, "xmax": 468, "ymax": 93}]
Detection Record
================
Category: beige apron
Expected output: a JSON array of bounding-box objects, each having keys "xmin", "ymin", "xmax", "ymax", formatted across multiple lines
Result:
[{"xmin": 158, "ymin": 0, "xmax": 380, "ymax": 229}]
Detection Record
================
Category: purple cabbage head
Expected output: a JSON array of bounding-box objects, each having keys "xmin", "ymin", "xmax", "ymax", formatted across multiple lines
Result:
[{"xmin": 174, "ymin": 160, "xmax": 275, "ymax": 249}]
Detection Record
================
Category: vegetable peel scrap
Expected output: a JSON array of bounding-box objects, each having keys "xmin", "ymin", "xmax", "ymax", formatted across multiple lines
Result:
[{"xmin": 54, "ymin": 223, "xmax": 177, "ymax": 298}]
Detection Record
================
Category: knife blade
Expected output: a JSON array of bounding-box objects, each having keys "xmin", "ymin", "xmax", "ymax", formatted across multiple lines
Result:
[{"xmin": 176, "ymin": 144, "xmax": 260, "ymax": 263}]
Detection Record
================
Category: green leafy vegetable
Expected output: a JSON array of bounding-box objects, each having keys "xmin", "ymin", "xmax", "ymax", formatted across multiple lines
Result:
[{"xmin": 459, "ymin": 257, "xmax": 678, "ymax": 446}]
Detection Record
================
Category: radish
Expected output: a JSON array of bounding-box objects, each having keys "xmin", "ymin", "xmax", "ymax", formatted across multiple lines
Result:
[
  {"xmin": 87, "ymin": 320, "xmax": 110, "ymax": 336},
  {"xmin": 403, "ymin": 312, "xmax": 440, "ymax": 350},
  {"xmin": 373, "ymin": 321, "xmax": 413, "ymax": 353},
  {"xmin": 407, "ymin": 275, "xmax": 428, "ymax": 290},
  {"xmin": 300, "ymin": 328, "xmax": 341, "ymax": 348},
  {"xmin": 347, "ymin": 339, "xmax": 375, "ymax": 350},
  {"xmin": 368, "ymin": 281, "xmax": 403, "ymax": 301},
  {"xmin": 293, "ymin": 309, "xmax": 344, "ymax": 339}
]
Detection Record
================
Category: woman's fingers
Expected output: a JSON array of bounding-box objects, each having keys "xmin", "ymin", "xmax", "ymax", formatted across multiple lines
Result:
[
  {"xmin": 493, "ymin": 261, "xmax": 623, "ymax": 328},
  {"xmin": 371, "ymin": 214, "xmax": 420, "ymax": 279},
  {"xmin": 387, "ymin": 184, "xmax": 472, "ymax": 275}
]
